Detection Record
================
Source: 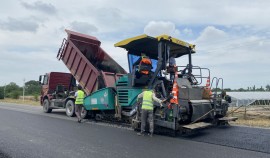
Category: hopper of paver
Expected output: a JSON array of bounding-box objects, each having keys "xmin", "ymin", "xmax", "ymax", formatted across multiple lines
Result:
[{"xmin": 57, "ymin": 29, "xmax": 126, "ymax": 95}]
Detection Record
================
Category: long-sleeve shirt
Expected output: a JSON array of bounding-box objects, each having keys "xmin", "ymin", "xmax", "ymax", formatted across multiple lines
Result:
[
  {"xmin": 169, "ymin": 57, "xmax": 176, "ymax": 66},
  {"xmin": 137, "ymin": 91, "xmax": 163, "ymax": 104}
]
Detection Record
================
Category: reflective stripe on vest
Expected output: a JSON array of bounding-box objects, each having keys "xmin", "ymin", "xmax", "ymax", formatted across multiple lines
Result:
[
  {"xmin": 141, "ymin": 90, "xmax": 153, "ymax": 110},
  {"xmin": 75, "ymin": 90, "xmax": 84, "ymax": 104}
]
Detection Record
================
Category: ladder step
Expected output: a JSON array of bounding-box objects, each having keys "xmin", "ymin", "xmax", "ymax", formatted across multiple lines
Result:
[
  {"xmin": 218, "ymin": 117, "xmax": 238, "ymax": 121},
  {"xmin": 182, "ymin": 122, "xmax": 212, "ymax": 130}
]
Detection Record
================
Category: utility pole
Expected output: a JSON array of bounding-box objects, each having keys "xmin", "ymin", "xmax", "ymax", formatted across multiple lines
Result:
[
  {"xmin": 4, "ymin": 84, "xmax": 6, "ymax": 99},
  {"xmin": 23, "ymin": 78, "xmax": 25, "ymax": 102}
]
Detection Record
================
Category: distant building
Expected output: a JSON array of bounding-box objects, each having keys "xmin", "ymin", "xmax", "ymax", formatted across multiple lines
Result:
[{"xmin": 227, "ymin": 92, "xmax": 270, "ymax": 106}]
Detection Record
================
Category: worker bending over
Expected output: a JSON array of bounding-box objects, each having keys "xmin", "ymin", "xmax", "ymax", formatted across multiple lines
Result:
[{"xmin": 137, "ymin": 88, "xmax": 164, "ymax": 137}]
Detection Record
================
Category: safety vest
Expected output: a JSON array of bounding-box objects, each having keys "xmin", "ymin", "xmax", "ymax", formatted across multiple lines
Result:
[
  {"xmin": 75, "ymin": 90, "xmax": 84, "ymax": 104},
  {"xmin": 141, "ymin": 90, "xmax": 154, "ymax": 110}
]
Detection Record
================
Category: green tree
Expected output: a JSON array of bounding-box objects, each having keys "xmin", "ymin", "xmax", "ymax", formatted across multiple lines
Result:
[
  {"xmin": 5, "ymin": 82, "xmax": 21, "ymax": 98},
  {"xmin": 0, "ymin": 87, "xmax": 4, "ymax": 99},
  {"xmin": 25, "ymin": 80, "xmax": 41, "ymax": 95},
  {"xmin": 238, "ymin": 88, "xmax": 245, "ymax": 92},
  {"xmin": 212, "ymin": 88, "xmax": 221, "ymax": 92},
  {"xmin": 11, "ymin": 91, "xmax": 20, "ymax": 99},
  {"xmin": 266, "ymin": 84, "xmax": 270, "ymax": 91},
  {"xmin": 256, "ymin": 86, "xmax": 265, "ymax": 91},
  {"xmin": 224, "ymin": 88, "xmax": 231, "ymax": 92}
]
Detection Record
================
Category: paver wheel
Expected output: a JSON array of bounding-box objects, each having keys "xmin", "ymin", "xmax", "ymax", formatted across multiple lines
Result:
[{"xmin": 81, "ymin": 107, "xmax": 88, "ymax": 119}]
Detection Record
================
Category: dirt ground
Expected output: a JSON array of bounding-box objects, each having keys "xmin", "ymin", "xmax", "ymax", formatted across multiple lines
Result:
[
  {"xmin": 228, "ymin": 106, "xmax": 270, "ymax": 128},
  {"xmin": 0, "ymin": 98, "xmax": 40, "ymax": 106}
]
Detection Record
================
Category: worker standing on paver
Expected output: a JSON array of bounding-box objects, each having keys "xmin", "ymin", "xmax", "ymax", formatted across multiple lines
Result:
[
  {"xmin": 75, "ymin": 85, "xmax": 85, "ymax": 123},
  {"xmin": 137, "ymin": 88, "xmax": 164, "ymax": 137}
]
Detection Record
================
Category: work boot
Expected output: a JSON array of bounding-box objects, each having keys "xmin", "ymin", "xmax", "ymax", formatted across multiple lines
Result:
[{"xmin": 137, "ymin": 132, "xmax": 145, "ymax": 136}]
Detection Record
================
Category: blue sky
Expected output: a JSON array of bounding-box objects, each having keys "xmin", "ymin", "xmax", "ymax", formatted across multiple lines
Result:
[{"xmin": 0, "ymin": 0, "xmax": 270, "ymax": 89}]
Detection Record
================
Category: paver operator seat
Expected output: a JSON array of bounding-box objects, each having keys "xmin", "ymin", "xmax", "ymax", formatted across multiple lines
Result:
[{"xmin": 132, "ymin": 53, "xmax": 153, "ymax": 86}]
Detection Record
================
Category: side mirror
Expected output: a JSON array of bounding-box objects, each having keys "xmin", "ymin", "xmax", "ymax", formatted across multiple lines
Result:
[{"xmin": 39, "ymin": 75, "xmax": 43, "ymax": 85}]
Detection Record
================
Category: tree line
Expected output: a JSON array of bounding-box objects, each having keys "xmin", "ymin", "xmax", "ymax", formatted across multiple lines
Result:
[
  {"xmin": 0, "ymin": 81, "xmax": 269, "ymax": 99},
  {"xmin": 0, "ymin": 80, "xmax": 40, "ymax": 99},
  {"xmin": 213, "ymin": 84, "xmax": 270, "ymax": 92}
]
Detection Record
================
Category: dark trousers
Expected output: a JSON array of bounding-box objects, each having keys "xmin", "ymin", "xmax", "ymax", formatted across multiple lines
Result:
[
  {"xmin": 75, "ymin": 104, "xmax": 83, "ymax": 120},
  {"xmin": 141, "ymin": 109, "xmax": 154, "ymax": 134}
]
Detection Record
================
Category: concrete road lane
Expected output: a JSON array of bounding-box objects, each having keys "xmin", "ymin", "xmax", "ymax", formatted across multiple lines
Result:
[{"xmin": 0, "ymin": 103, "xmax": 269, "ymax": 158}]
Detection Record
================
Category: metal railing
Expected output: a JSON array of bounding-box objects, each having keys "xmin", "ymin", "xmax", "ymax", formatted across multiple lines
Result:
[{"xmin": 176, "ymin": 65, "xmax": 210, "ymax": 86}]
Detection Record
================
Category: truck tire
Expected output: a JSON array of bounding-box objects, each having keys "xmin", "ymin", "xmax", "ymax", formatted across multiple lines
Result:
[
  {"xmin": 65, "ymin": 100, "xmax": 75, "ymax": 117},
  {"xmin": 81, "ymin": 107, "xmax": 88, "ymax": 119},
  {"xmin": 43, "ymin": 99, "xmax": 52, "ymax": 113}
]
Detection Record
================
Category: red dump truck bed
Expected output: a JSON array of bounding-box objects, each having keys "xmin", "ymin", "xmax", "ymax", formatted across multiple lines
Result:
[{"xmin": 57, "ymin": 30, "xmax": 126, "ymax": 95}]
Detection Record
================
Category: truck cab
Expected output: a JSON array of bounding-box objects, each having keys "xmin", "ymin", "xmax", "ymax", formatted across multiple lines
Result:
[{"xmin": 39, "ymin": 72, "xmax": 86, "ymax": 117}]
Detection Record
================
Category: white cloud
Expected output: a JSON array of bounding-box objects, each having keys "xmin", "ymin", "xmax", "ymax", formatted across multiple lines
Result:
[
  {"xmin": 21, "ymin": 1, "xmax": 57, "ymax": 15},
  {"xmin": 0, "ymin": 0, "xmax": 270, "ymax": 89},
  {"xmin": 0, "ymin": 17, "xmax": 40, "ymax": 33},
  {"xmin": 69, "ymin": 21, "xmax": 98, "ymax": 34},
  {"xmin": 144, "ymin": 21, "xmax": 180, "ymax": 37},
  {"xmin": 190, "ymin": 26, "xmax": 270, "ymax": 88},
  {"xmin": 183, "ymin": 28, "xmax": 193, "ymax": 35},
  {"xmin": 0, "ymin": 50, "xmax": 69, "ymax": 86},
  {"xmin": 196, "ymin": 26, "xmax": 228, "ymax": 44}
]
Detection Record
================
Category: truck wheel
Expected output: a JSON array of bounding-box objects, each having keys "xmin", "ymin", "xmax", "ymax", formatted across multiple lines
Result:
[
  {"xmin": 65, "ymin": 100, "xmax": 75, "ymax": 117},
  {"xmin": 81, "ymin": 107, "xmax": 88, "ymax": 119},
  {"xmin": 43, "ymin": 99, "xmax": 52, "ymax": 113}
]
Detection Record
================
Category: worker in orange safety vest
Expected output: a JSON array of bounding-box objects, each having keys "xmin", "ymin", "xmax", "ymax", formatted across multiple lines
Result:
[{"xmin": 133, "ymin": 53, "xmax": 152, "ymax": 76}]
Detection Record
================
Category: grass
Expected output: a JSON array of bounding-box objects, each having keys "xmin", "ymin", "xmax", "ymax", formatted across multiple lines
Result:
[
  {"xmin": 0, "ymin": 98, "xmax": 40, "ymax": 106},
  {"xmin": 228, "ymin": 106, "xmax": 270, "ymax": 128},
  {"xmin": 230, "ymin": 118, "xmax": 270, "ymax": 128}
]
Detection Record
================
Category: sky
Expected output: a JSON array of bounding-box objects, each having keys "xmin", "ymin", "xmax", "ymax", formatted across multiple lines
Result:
[{"xmin": 0, "ymin": 0, "xmax": 270, "ymax": 89}]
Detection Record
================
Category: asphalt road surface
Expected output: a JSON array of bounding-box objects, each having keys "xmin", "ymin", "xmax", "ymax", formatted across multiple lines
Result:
[{"xmin": 0, "ymin": 103, "xmax": 270, "ymax": 158}]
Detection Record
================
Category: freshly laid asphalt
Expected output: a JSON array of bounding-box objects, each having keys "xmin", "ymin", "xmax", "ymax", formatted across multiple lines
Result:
[{"xmin": 0, "ymin": 103, "xmax": 269, "ymax": 158}]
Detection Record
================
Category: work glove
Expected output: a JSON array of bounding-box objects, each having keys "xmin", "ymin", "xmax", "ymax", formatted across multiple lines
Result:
[{"xmin": 160, "ymin": 100, "xmax": 166, "ymax": 108}]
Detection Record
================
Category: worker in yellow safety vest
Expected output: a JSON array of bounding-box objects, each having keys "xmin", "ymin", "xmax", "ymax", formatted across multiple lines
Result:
[
  {"xmin": 75, "ymin": 85, "xmax": 85, "ymax": 123},
  {"xmin": 137, "ymin": 88, "xmax": 165, "ymax": 137}
]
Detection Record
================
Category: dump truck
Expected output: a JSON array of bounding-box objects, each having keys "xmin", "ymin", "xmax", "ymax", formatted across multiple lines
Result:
[
  {"xmin": 39, "ymin": 30, "xmax": 126, "ymax": 118},
  {"xmin": 39, "ymin": 30, "xmax": 237, "ymax": 133}
]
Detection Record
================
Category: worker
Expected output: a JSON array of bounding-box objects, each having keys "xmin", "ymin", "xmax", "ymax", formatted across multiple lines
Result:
[
  {"xmin": 137, "ymin": 88, "xmax": 164, "ymax": 137},
  {"xmin": 221, "ymin": 90, "xmax": 232, "ymax": 103},
  {"xmin": 133, "ymin": 53, "xmax": 152, "ymax": 77},
  {"xmin": 169, "ymin": 56, "xmax": 176, "ymax": 67},
  {"xmin": 168, "ymin": 55, "xmax": 176, "ymax": 81},
  {"xmin": 75, "ymin": 85, "xmax": 85, "ymax": 123}
]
